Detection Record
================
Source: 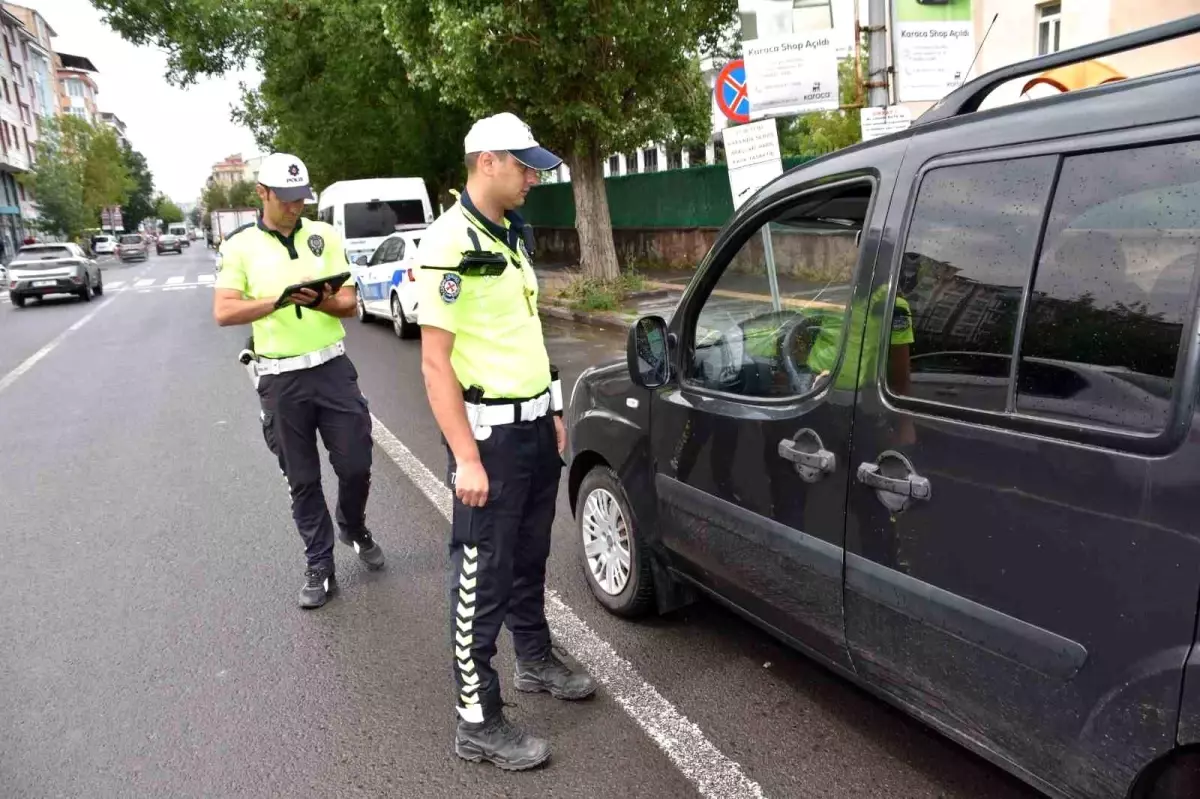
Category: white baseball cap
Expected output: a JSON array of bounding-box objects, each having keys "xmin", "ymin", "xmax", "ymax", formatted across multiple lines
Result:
[
  {"xmin": 256, "ymin": 152, "xmax": 317, "ymax": 202},
  {"xmin": 463, "ymin": 112, "xmax": 562, "ymax": 171}
]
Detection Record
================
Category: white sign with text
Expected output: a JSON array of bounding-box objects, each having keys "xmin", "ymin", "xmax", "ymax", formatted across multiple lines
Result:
[
  {"xmin": 743, "ymin": 30, "xmax": 840, "ymax": 120},
  {"xmin": 724, "ymin": 120, "xmax": 784, "ymax": 209},
  {"xmin": 859, "ymin": 106, "xmax": 913, "ymax": 141}
]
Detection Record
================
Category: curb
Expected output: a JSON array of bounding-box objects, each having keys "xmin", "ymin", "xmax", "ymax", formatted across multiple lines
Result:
[{"xmin": 538, "ymin": 301, "xmax": 636, "ymax": 330}]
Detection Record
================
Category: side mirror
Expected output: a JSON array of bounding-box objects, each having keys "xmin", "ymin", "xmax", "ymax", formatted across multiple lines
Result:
[
  {"xmin": 355, "ymin": 255, "xmax": 368, "ymax": 266},
  {"xmin": 627, "ymin": 315, "xmax": 670, "ymax": 389}
]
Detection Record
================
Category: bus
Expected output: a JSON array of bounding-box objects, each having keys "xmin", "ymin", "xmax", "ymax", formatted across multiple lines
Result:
[{"xmin": 316, "ymin": 178, "xmax": 434, "ymax": 267}]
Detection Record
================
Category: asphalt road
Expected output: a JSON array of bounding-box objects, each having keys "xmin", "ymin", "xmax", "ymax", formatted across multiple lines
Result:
[{"xmin": 0, "ymin": 243, "xmax": 1041, "ymax": 798}]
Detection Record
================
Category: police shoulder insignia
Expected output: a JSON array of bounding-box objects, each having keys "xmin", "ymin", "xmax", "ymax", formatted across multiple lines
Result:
[
  {"xmin": 307, "ymin": 234, "xmax": 324, "ymax": 257},
  {"xmin": 892, "ymin": 312, "xmax": 911, "ymax": 331},
  {"xmin": 440, "ymin": 272, "xmax": 462, "ymax": 304}
]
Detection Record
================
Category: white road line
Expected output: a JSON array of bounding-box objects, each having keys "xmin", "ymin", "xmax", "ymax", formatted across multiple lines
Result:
[
  {"xmin": 107, "ymin": 281, "xmax": 125, "ymax": 290},
  {"xmin": 0, "ymin": 298, "xmax": 117, "ymax": 397},
  {"xmin": 197, "ymin": 274, "xmax": 215, "ymax": 283},
  {"xmin": 165, "ymin": 276, "xmax": 185, "ymax": 285},
  {"xmin": 163, "ymin": 285, "xmax": 198, "ymax": 291},
  {"xmin": 134, "ymin": 278, "xmax": 155, "ymax": 288},
  {"xmin": 368, "ymin": 415, "xmax": 767, "ymax": 799}
]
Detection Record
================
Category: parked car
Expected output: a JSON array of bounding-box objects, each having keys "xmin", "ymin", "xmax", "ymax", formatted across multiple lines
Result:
[
  {"xmin": 565, "ymin": 17, "xmax": 1200, "ymax": 799},
  {"xmin": 352, "ymin": 230, "xmax": 424, "ymax": 339},
  {"xmin": 7, "ymin": 243, "xmax": 102, "ymax": 307},
  {"xmin": 91, "ymin": 235, "xmax": 116, "ymax": 256},
  {"xmin": 117, "ymin": 233, "xmax": 148, "ymax": 262},
  {"xmin": 156, "ymin": 234, "xmax": 183, "ymax": 255}
]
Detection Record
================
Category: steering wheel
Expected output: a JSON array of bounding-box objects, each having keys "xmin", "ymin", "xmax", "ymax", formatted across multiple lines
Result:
[
  {"xmin": 779, "ymin": 314, "xmax": 822, "ymax": 394},
  {"xmin": 695, "ymin": 329, "xmax": 741, "ymax": 390}
]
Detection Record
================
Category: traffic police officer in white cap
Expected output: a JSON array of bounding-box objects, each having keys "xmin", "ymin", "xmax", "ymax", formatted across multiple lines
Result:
[
  {"xmin": 214, "ymin": 153, "xmax": 384, "ymax": 609},
  {"xmin": 416, "ymin": 113, "xmax": 596, "ymax": 770}
]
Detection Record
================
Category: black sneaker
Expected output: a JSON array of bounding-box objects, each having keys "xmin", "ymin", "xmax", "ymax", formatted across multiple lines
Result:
[
  {"xmin": 337, "ymin": 528, "xmax": 385, "ymax": 571},
  {"xmin": 454, "ymin": 713, "xmax": 550, "ymax": 771},
  {"xmin": 298, "ymin": 568, "xmax": 337, "ymax": 609},
  {"xmin": 514, "ymin": 649, "xmax": 597, "ymax": 700}
]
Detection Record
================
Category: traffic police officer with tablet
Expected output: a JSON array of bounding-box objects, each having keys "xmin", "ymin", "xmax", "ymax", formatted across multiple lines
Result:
[
  {"xmin": 417, "ymin": 113, "xmax": 596, "ymax": 771},
  {"xmin": 214, "ymin": 153, "xmax": 384, "ymax": 610}
]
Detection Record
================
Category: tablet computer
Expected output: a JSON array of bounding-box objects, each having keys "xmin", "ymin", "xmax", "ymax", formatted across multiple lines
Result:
[{"xmin": 274, "ymin": 271, "xmax": 352, "ymax": 308}]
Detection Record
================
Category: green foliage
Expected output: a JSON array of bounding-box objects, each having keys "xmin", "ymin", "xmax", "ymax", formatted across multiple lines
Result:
[
  {"xmin": 779, "ymin": 42, "xmax": 867, "ymax": 159},
  {"xmin": 380, "ymin": 0, "xmax": 737, "ymax": 278},
  {"xmin": 557, "ymin": 269, "xmax": 648, "ymax": 312},
  {"xmin": 96, "ymin": 0, "xmax": 468, "ymax": 207},
  {"xmin": 21, "ymin": 116, "xmax": 132, "ymax": 240},
  {"xmin": 119, "ymin": 144, "xmax": 155, "ymax": 232},
  {"xmin": 201, "ymin": 179, "xmax": 259, "ymax": 215},
  {"xmin": 188, "ymin": 206, "xmax": 202, "ymax": 226},
  {"xmin": 154, "ymin": 194, "xmax": 184, "ymax": 224}
]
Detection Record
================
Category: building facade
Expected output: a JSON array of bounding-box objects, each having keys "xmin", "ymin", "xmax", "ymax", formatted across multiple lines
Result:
[
  {"xmin": 99, "ymin": 111, "xmax": 128, "ymax": 149},
  {"xmin": 56, "ymin": 52, "xmax": 99, "ymax": 125},
  {"xmin": 210, "ymin": 153, "xmax": 247, "ymax": 187}
]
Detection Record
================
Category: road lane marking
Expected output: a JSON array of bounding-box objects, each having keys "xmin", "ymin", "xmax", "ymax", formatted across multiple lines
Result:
[
  {"xmin": 166, "ymin": 276, "xmax": 185, "ymax": 285},
  {"xmin": 107, "ymin": 281, "xmax": 125, "ymax": 290},
  {"xmin": 0, "ymin": 297, "xmax": 118, "ymax": 397},
  {"xmin": 163, "ymin": 285, "xmax": 198, "ymax": 291},
  {"xmin": 368, "ymin": 415, "xmax": 767, "ymax": 799},
  {"xmin": 134, "ymin": 278, "xmax": 154, "ymax": 288},
  {"xmin": 197, "ymin": 274, "xmax": 215, "ymax": 283}
]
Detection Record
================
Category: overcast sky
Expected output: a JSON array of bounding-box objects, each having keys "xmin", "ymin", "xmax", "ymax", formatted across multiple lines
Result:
[{"xmin": 25, "ymin": 0, "xmax": 262, "ymax": 204}]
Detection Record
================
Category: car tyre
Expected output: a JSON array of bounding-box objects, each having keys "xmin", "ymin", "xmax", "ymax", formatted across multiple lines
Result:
[
  {"xmin": 94, "ymin": 272, "xmax": 104, "ymax": 296},
  {"xmin": 577, "ymin": 466, "xmax": 655, "ymax": 617},
  {"xmin": 11, "ymin": 295, "xmax": 25, "ymax": 308},
  {"xmin": 392, "ymin": 295, "xmax": 419, "ymax": 339},
  {"xmin": 79, "ymin": 279, "xmax": 93, "ymax": 302},
  {"xmin": 357, "ymin": 292, "xmax": 371, "ymax": 324}
]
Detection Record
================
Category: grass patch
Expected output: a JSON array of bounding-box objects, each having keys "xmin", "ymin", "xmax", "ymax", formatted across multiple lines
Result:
[{"xmin": 558, "ymin": 269, "xmax": 647, "ymax": 312}]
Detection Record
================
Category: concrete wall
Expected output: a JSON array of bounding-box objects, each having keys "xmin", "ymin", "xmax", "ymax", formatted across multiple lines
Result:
[{"xmin": 534, "ymin": 226, "xmax": 859, "ymax": 283}]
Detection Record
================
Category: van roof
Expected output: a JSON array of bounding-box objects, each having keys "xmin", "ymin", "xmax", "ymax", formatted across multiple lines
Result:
[{"xmin": 318, "ymin": 177, "xmax": 429, "ymax": 206}]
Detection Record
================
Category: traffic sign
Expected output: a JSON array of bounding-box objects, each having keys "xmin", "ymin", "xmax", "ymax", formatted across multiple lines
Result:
[{"xmin": 715, "ymin": 59, "xmax": 750, "ymax": 124}]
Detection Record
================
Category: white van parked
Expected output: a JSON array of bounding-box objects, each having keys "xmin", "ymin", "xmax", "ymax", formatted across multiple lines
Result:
[{"xmin": 316, "ymin": 178, "xmax": 433, "ymax": 269}]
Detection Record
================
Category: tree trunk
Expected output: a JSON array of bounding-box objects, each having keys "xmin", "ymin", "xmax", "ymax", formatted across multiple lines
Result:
[{"xmin": 566, "ymin": 143, "xmax": 619, "ymax": 281}]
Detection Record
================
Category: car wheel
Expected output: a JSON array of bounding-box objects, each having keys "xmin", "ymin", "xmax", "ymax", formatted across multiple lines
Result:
[
  {"xmin": 11, "ymin": 295, "xmax": 25, "ymax": 308},
  {"xmin": 94, "ymin": 272, "xmax": 104, "ymax": 296},
  {"xmin": 392, "ymin": 295, "xmax": 419, "ymax": 339},
  {"xmin": 577, "ymin": 466, "xmax": 655, "ymax": 617},
  {"xmin": 356, "ymin": 292, "xmax": 370, "ymax": 324},
  {"xmin": 79, "ymin": 279, "xmax": 93, "ymax": 302}
]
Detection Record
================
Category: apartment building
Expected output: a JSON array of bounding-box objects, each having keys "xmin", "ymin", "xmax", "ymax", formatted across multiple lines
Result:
[
  {"xmin": 100, "ymin": 111, "xmax": 128, "ymax": 149},
  {"xmin": 57, "ymin": 52, "xmax": 98, "ymax": 125},
  {"xmin": 209, "ymin": 153, "xmax": 247, "ymax": 187}
]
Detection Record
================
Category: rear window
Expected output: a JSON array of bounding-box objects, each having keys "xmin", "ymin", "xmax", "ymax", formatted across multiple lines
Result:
[
  {"xmin": 120, "ymin": 235, "xmax": 142, "ymax": 245},
  {"xmin": 344, "ymin": 200, "xmax": 426, "ymax": 239},
  {"xmin": 15, "ymin": 246, "xmax": 72, "ymax": 261}
]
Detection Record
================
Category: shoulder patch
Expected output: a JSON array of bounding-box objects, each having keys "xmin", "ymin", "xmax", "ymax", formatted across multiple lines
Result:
[
  {"xmin": 439, "ymin": 272, "xmax": 462, "ymax": 304},
  {"xmin": 307, "ymin": 234, "xmax": 325, "ymax": 257},
  {"xmin": 892, "ymin": 311, "xmax": 912, "ymax": 332}
]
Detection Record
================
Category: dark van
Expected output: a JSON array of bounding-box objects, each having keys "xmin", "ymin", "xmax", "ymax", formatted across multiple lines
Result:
[{"xmin": 565, "ymin": 16, "xmax": 1200, "ymax": 799}]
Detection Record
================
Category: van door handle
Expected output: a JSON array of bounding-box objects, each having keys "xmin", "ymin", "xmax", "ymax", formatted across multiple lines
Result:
[
  {"xmin": 857, "ymin": 463, "xmax": 931, "ymax": 499},
  {"xmin": 778, "ymin": 429, "xmax": 835, "ymax": 483}
]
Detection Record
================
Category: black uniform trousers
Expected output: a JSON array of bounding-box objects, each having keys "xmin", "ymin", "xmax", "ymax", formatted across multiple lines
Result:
[
  {"xmin": 447, "ymin": 414, "xmax": 561, "ymax": 723},
  {"xmin": 256, "ymin": 354, "xmax": 373, "ymax": 573}
]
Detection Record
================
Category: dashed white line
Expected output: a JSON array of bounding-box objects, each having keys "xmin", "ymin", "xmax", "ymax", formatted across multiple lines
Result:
[
  {"xmin": 134, "ymin": 278, "xmax": 155, "ymax": 288},
  {"xmin": 0, "ymin": 297, "xmax": 118, "ymax": 397},
  {"xmin": 165, "ymin": 276, "xmax": 185, "ymax": 285},
  {"xmin": 368, "ymin": 415, "xmax": 767, "ymax": 799},
  {"xmin": 197, "ymin": 274, "xmax": 215, "ymax": 283},
  {"xmin": 107, "ymin": 281, "xmax": 125, "ymax": 290}
]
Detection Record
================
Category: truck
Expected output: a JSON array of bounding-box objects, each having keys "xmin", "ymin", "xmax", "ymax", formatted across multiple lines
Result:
[{"xmin": 208, "ymin": 209, "xmax": 259, "ymax": 248}]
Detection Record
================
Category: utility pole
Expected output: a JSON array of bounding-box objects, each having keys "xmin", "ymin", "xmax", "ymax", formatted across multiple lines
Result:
[{"xmin": 866, "ymin": 0, "xmax": 890, "ymax": 106}]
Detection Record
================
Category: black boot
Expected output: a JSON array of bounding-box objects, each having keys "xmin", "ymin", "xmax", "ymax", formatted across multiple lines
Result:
[
  {"xmin": 298, "ymin": 567, "xmax": 337, "ymax": 609},
  {"xmin": 337, "ymin": 527, "xmax": 384, "ymax": 570},
  {"xmin": 454, "ymin": 712, "xmax": 550, "ymax": 771},
  {"xmin": 514, "ymin": 650, "xmax": 597, "ymax": 700}
]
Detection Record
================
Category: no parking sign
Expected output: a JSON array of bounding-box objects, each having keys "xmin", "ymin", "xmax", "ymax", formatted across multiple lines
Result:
[{"xmin": 715, "ymin": 59, "xmax": 750, "ymax": 124}]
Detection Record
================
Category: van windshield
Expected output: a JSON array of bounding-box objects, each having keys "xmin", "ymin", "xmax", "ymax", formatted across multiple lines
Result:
[{"xmin": 344, "ymin": 200, "xmax": 425, "ymax": 238}]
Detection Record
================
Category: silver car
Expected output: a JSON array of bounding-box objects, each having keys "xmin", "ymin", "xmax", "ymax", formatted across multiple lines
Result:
[{"xmin": 7, "ymin": 243, "xmax": 103, "ymax": 308}]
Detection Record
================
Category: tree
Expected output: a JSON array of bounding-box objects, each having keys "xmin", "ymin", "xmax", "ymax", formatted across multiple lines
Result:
[
  {"xmin": 155, "ymin": 194, "xmax": 184, "ymax": 224},
  {"xmin": 95, "ymin": 0, "xmax": 469, "ymax": 214},
  {"xmin": 227, "ymin": 180, "xmax": 260, "ymax": 209},
  {"xmin": 779, "ymin": 39, "xmax": 867, "ymax": 159},
  {"xmin": 20, "ymin": 116, "xmax": 132, "ymax": 240},
  {"xmin": 200, "ymin": 180, "xmax": 229, "ymax": 216},
  {"xmin": 188, "ymin": 206, "xmax": 202, "ymax": 227},
  {"xmin": 120, "ymin": 144, "xmax": 156, "ymax": 232},
  {"xmin": 381, "ymin": 0, "xmax": 737, "ymax": 279}
]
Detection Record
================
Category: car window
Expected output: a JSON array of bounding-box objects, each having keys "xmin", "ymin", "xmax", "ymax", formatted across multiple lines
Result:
[
  {"xmin": 1016, "ymin": 141, "xmax": 1200, "ymax": 433},
  {"xmin": 387, "ymin": 239, "xmax": 406, "ymax": 262},
  {"xmin": 687, "ymin": 182, "xmax": 871, "ymax": 398},
  {"xmin": 15, "ymin": 246, "xmax": 73, "ymax": 261},
  {"xmin": 888, "ymin": 157, "xmax": 1056, "ymax": 411},
  {"xmin": 120, "ymin": 235, "xmax": 142, "ymax": 245},
  {"xmin": 367, "ymin": 240, "xmax": 393, "ymax": 266}
]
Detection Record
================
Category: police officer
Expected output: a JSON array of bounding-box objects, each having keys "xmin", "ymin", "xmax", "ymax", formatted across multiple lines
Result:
[
  {"xmin": 213, "ymin": 153, "xmax": 384, "ymax": 609},
  {"xmin": 416, "ymin": 113, "xmax": 596, "ymax": 770}
]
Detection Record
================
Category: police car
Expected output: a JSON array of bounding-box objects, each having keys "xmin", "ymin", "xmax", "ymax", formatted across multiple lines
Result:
[{"xmin": 352, "ymin": 230, "xmax": 423, "ymax": 339}]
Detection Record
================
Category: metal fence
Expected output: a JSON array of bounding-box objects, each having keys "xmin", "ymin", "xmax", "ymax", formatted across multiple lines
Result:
[{"xmin": 521, "ymin": 157, "xmax": 815, "ymax": 229}]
